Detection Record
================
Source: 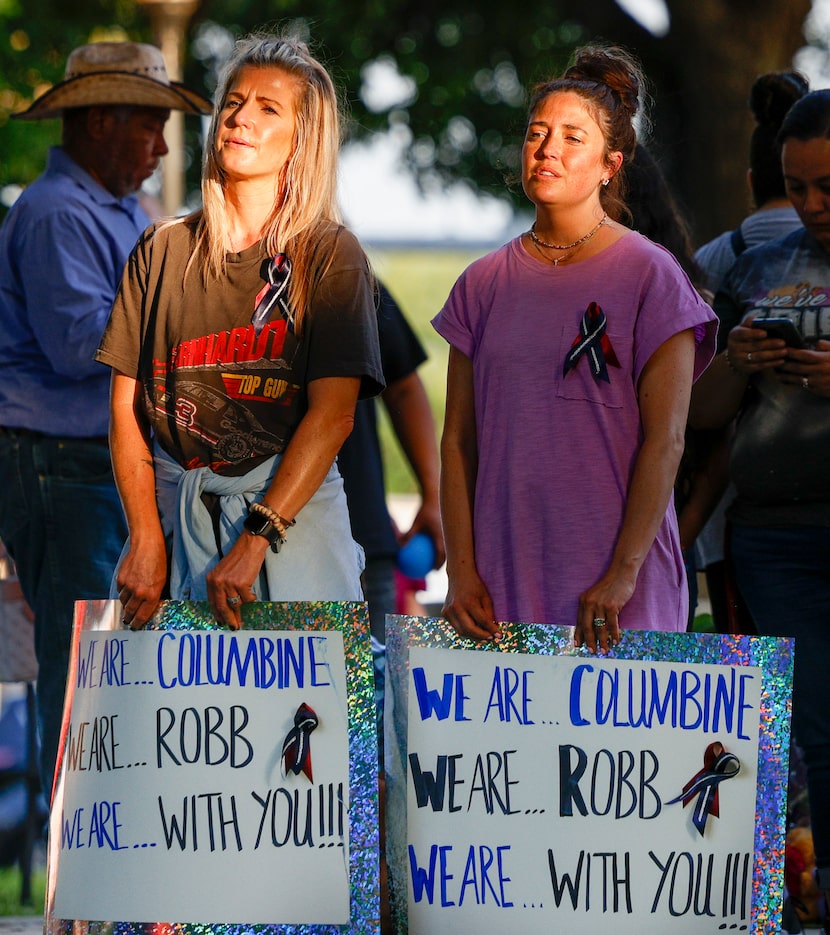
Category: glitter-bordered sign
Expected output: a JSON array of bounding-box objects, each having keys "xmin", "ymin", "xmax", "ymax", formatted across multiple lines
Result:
[
  {"xmin": 46, "ymin": 599, "xmax": 379, "ymax": 934},
  {"xmin": 384, "ymin": 617, "xmax": 793, "ymax": 935}
]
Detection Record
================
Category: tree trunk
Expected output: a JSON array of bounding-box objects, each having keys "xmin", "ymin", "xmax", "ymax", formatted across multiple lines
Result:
[
  {"xmin": 663, "ymin": 0, "xmax": 812, "ymax": 243},
  {"xmin": 577, "ymin": 0, "xmax": 812, "ymax": 244}
]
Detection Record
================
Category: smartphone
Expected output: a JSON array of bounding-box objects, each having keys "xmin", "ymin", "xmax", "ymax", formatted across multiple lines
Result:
[{"xmin": 754, "ymin": 317, "xmax": 804, "ymax": 348}]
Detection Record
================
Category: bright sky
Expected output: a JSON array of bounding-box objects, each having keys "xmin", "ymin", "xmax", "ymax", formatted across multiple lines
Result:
[
  {"xmin": 338, "ymin": 130, "xmax": 520, "ymax": 245},
  {"xmin": 338, "ymin": 0, "xmax": 669, "ymax": 244}
]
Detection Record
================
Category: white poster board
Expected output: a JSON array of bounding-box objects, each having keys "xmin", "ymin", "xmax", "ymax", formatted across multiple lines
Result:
[
  {"xmin": 47, "ymin": 600, "xmax": 379, "ymax": 932},
  {"xmin": 384, "ymin": 617, "xmax": 793, "ymax": 935}
]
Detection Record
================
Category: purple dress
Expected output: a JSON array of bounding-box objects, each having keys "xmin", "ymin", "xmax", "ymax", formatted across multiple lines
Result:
[{"xmin": 433, "ymin": 232, "xmax": 717, "ymax": 630}]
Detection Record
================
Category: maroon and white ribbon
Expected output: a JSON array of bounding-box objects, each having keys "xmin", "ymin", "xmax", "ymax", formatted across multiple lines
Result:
[
  {"xmin": 668, "ymin": 741, "xmax": 740, "ymax": 836},
  {"xmin": 281, "ymin": 702, "xmax": 318, "ymax": 782}
]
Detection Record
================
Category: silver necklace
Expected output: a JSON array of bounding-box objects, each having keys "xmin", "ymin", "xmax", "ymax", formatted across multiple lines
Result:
[
  {"xmin": 534, "ymin": 244, "xmax": 577, "ymax": 266},
  {"xmin": 530, "ymin": 213, "xmax": 608, "ymax": 251}
]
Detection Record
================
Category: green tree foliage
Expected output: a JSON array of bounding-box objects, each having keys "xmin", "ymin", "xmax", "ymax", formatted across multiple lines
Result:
[
  {"xmin": 192, "ymin": 0, "xmax": 591, "ymax": 203},
  {"xmin": 0, "ymin": 0, "xmax": 818, "ymax": 239},
  {"xmin": 190, "ymin": 0, "xmax": 814, "ymax": 239},
  {"xmin": 0, "ymin": 0, "xmax": 153, "ymax": 207}
]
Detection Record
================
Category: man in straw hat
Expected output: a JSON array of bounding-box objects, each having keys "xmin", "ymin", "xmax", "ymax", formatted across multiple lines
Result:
[{"xmin": 0, "ymin": 41, "xmax": 211, "ymax": 798}]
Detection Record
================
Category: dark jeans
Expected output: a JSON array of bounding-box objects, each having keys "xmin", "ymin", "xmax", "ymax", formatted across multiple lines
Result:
[
  {"xmin": 731, "ymin": 523, "xmax": 830, "ymax": 874},
  {"xmin": 361, "ymin": 555, "xmax": 396, "ymax": 763},
  {"xmin": 362, "ymin": 555, "xmax": 397, "ymax": 645},
  {"xmin": 0, "ymin": 430, "xmax": 127, "ymax": 795}
]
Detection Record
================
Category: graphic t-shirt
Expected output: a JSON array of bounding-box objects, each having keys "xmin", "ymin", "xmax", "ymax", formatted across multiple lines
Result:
[
  {"xmin": 714, "ymin": 227, "xmax": 830, "ymax": 525},
  {"xmin": 97, "ymin": 217, "xmax": 384, "ymax": 475}
]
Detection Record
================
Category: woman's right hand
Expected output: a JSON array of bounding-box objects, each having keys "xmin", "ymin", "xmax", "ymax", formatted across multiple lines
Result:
[
  {"xmin": 442, "ymin": 569, "xmax": 500, "ymax": 642},
  {"xmin": 117, "ymin": 533, "xmax": 168, "ymax": 630},
  {"xmin": 206, "ymin": 532, "xmax": 267, "ymax": 630},
  {"xmin": 109, "ymin": 371, "xmax": 168, "ymax": 630},
  {"xmin": 726, "ymin": 317, "xmax": 788, "ymax": 377}
]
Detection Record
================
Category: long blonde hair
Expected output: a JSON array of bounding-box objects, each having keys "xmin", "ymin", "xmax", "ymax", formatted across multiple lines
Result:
[{"xmin": 198, "ymin": 32, "xmax": 344, "ymax": 333}]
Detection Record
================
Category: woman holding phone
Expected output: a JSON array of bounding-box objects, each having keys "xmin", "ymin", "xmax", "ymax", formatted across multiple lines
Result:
[
  {"xmin": 753, "ymin": 316, "xmax": 804, "ymax": 347},
  {"xmin": 692, "ymin": 89, "xmax": 830, "ymax": 924}
]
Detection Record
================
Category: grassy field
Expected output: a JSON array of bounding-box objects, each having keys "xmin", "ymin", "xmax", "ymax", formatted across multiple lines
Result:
[
  {"xmin": 0, "ymin": 865, "xmax": 45, "ymax": 916},
  {"xmin": 366, "ymin": 245, "xmax": 492, "ymax": 494}
]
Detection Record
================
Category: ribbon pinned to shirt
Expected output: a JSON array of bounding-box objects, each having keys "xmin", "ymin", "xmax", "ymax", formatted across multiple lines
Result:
[
  {"xmin": 667, "ymin": 741, "xmax": 741, "ymax": 836},
  {"xmin": 252, "ymin": 253, "xmax": 293, "ymax": 335},
  {"xmin": 281, "ymin": 702, "xmax": 319, "ymax": 782},
  {"xmin": 562, "ymin": 301, "xmax": 620, "ymax": 383}
]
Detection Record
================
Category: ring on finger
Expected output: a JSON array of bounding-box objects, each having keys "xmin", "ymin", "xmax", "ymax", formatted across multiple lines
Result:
[
  {"xmin": 592, "ymin": 617, "xmax": 606, "ymax": 628},
  {"xmin": 746, "ymin": 352, "xmax": 753, "ymax": 363},
  {"xmin": 803, "ymin": 376, "xmax": 810, "ymax": 390},
  {"xmin": 227, "ymin": 595, "xmax": 241, "ymax": 606}
]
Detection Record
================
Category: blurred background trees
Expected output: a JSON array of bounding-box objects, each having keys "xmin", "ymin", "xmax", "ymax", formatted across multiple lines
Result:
[{"xmin": 0, "ymin": 0, "xmax": 821, "ymax": 241}]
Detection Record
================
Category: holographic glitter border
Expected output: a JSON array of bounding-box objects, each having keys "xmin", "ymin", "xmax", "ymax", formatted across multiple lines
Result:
[
  {"xmin": 46, "ymin": 599, "xmax": 380, "ymax": 935},
  {"xmin": 383, "ymin": 616, "xmax": 793, "ymax": 935}
]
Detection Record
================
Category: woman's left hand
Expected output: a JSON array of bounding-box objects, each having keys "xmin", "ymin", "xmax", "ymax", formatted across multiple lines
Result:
[
  {"xmin": 575, "ymin": 570, "xmax": 636, "ymax": 654},
  {"xmin": 206, "ymin": 532, "xmax": 267, "ymax": 629},
  {"xmin": 775, "ymin": 340, "xmax": 830, "ymax": 396}
]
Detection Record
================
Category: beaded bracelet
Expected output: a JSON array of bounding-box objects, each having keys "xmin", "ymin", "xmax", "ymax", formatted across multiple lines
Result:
[
  {"xmin": 250, "ymin": 501, "xmax": 295, "ymax": 539},
  {"xmin": 724, "ymin": 348, "xmax": 740, "ymax": 376}
]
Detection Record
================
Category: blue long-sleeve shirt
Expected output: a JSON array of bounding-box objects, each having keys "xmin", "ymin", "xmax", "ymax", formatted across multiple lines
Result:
[{"xmin": 0, "ymin": 146, "xmax": 149, "ymax": 436}]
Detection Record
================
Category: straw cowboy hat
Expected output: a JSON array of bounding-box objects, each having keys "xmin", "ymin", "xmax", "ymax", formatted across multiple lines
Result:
[{"xmin": 13, "ymin": 41, "xmax": 212, "ymax": 120}]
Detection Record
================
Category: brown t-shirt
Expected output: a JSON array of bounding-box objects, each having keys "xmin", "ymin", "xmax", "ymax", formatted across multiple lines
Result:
[{"xmin": 97, "ymin": 216, "xmax": 383, "ymax": 475}]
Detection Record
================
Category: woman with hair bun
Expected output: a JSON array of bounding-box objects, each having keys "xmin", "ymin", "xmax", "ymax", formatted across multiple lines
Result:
[
  {"xmin": 96, "ymin": 33, "xmax": 383, "ymax": 630},
  {"xmin": 433, "ymin": 44, "xmax": 717, "ymax": 651},
  {"xmin": 696, "ymin": 71, "xmax": 809, "ymax": 294}
]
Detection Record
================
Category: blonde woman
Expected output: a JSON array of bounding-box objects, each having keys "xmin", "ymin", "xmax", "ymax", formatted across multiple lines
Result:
[{"xmin": 97, "ymin": 34, "xmax": 383, "ymax": 629}]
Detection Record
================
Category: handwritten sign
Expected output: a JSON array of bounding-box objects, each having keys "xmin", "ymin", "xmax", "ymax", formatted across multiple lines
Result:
[
  {"xmin": 47, "ymin": 600, "xmax": 379, "ymax": 932},
  {"xmin": 383, "ymin": 618, "xmax": 793, "ymax": 935}
]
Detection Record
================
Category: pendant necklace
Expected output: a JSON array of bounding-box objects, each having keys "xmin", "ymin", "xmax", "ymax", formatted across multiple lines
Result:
[
  {"xmin": 532, "ymin": 242, "xmax": 578, "ymax": 266},
  {"xmin": 529, "ymin": 213, "xmax": 607, "ymax": 266}
]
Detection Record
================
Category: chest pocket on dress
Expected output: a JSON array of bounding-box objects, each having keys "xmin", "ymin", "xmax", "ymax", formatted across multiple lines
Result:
[{"xmin": 554, "ymin": 318, "xmax": 632, "ymax": 410}]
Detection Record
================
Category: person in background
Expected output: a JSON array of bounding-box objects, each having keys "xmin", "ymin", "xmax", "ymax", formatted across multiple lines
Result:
[
  {"xmin": 338, "ymin": 281, "xmax": 445, "ymax": 648},
  {"xmin": 434, "ymin": 45, "xmax": 716, "ymax": 650},
  {"xmin": 623, "ymin": 142, "xmax": 713, "ymax": 628},
  {"xmin": 0, "ymin": 41, "xmax": 210, "ymax": 794},
  {"xmin": 690, "ymin": 71, "xmax": 808, "ymax": 635},
  {"xmin": 691, "ymin": 88, "xmax": 830, "ymax": 934},
  {"xmin": 96, "ymin": 33, "xmax": 383, "ymax": 631},
  {"xmin": 624, "ymin": 143, "xmax": 705, "ymax": 285},
  {"xmin": 695, "ymin": 72, "xmax": 809, "ymax": 293},
  {"xmin": 338, "ymin": 281, "xmax": 445, "ymax": 760}
]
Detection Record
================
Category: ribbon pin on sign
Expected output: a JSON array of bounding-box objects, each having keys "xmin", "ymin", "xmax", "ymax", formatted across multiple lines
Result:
[
  {"xmin": 668, "ymin": 740, "xmax": 741, "ymax": 836},
  {"xmin": 281, "ymin": 702, "xmax": 319, "ymax": 782}
]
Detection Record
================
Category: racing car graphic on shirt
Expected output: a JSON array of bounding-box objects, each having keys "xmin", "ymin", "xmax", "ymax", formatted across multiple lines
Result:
[{"xmin": 153, "ymin": 377, "xmax": 297, "ymax": 465}]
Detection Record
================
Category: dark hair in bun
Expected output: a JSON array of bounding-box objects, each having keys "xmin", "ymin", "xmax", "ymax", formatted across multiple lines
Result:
[
  {"xmin": 528, "ymin": 44, "xmax": 647, "ymax": 219},
  {"xmin": 748, "ymin": 72, "xmax": 808, "ymax": 206}
]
